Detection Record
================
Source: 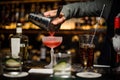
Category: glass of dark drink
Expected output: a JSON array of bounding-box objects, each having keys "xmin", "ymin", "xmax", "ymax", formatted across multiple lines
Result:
[
  {"xmin": 79, "ymin": 43, "xmax": 95, "ymax": 70},
  {"xmin": 79, "ymin": 34, "xmax": 95, "ymax": 71},
  {"xmin": 76, "ymin": 34, "xmax": 102, "ymax": 78}
]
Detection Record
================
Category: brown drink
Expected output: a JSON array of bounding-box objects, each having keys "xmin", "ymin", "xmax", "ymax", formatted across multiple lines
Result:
[
  {"xmin": 77, "ymin": 35, "xmax": 102, "ymax": 78},
  {"xmin": 80, "ymin": 43, "xmax": 95, "ymax": 68}
]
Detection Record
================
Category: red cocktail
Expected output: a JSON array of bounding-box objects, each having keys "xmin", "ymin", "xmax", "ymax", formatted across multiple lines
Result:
[
  {"xmin": 43, "ymin": 37, "xmax": 62, "ymax": 48},
  {"xmin": 42, "ymin": 36, "xmax": 62, "ymax": 68}
]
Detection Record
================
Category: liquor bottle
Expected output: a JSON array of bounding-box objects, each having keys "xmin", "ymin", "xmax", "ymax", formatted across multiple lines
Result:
[
  {"xmin": 10, "ymin": 5, "xmax": 15, "ymax": 23},
  {"xmin": 112, "ymin": 13, "xmax": 120, "ymax": 69},
  {"xmin": 11, "ymin": 22, "xmax": 29, "ymax": 63},
  {"xmin": 20, "ymin": 4, "xmax": 25, "ymax": 23},
  {"xmin": 30, "ymin": 3, "xmax": 36, "ymax": 13},
  {"xmin": 15, "ymin": 7, "xmax": 20, "ymax": 22},
  {"xmin": 40, "ymin": 4, "xmax": 46, "ymax": 13},
  {"xmin": 40, "ymin": 44, "xmax": 46, "ymax": 62}
]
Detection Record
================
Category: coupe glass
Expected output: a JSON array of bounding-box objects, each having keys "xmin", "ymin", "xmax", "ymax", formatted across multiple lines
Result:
[{"xmin": 42, "ymin": 36, "xmax": 62, "ymax": 68}]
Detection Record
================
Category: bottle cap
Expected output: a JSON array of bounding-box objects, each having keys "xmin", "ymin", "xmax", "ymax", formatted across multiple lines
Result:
[{"xmin": 114, "ymin": 13, "xmax": 120, "ymax": 29}]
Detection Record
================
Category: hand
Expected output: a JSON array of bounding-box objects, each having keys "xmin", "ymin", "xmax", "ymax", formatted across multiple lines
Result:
[{"xmin": 44, "ymin": 10, "xmax": 66, "ymax": 25}]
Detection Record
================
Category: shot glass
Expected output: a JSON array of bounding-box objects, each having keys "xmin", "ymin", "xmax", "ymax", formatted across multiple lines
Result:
[{"xmin": 53, "ymin": 52, "xmax": 71, "ymax": 77}]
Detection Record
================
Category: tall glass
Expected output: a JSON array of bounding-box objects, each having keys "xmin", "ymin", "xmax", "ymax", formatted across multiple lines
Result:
[
  {"xmin": 79, "ymin": 34, "xmax": 95, "ymax": 71},
  {"xmin": 76, "ymin": 34, "xmax": 102, "ymax": 78},
  {"xmin": 42, "ymin": 36, "xmax": 62, "ymax": 68}
]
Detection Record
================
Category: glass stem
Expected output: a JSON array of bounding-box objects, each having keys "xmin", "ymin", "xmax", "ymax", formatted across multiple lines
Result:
[{"xmin": 50, "ymin": 48, "xmax": 54, "ymax": 67}]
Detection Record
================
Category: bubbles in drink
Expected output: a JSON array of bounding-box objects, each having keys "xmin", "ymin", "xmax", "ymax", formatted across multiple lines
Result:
[{"xmin": 80, "ymin": 43, "xmax": 95, "ymax": 67}]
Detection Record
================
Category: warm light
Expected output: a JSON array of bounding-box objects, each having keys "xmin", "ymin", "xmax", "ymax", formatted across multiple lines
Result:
[{"xmin": 60, "ymin": 19, "xmax": 76, "ymax": 30}]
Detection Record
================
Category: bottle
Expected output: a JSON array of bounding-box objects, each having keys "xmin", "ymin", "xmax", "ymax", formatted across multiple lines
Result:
[
  {"xmin": 11, "ymin": 22, "xmax": 29, "ymax": 63},
  {"xmin": 20, "ymin": 4, "xmax": 25, "ymax": 23},
  {"xmin": 40, "ymin": 44, "xmax": 46, "ymax": 62},
  {"xmin": 112, "ymin": 13, "xmax": 120, "ymax": 69}
]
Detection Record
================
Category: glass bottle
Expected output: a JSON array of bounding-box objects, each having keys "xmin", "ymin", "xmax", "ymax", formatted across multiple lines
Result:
[
  {"xmin": 112, "ymin": 13, "xmax": 120, "ymax": 70},
  {"xmin": 40, "ymin": 44, "xmax": 46, "ymax": 62},
  {"xmin": 11, "ymin": 22, "xmax": 29, "ymax": 63}
]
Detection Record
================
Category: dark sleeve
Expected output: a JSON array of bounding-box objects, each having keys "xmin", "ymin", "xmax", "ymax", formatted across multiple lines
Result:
[{"xmin": 61, "ymin": 0, "xmax": 113, "ymax": 20}]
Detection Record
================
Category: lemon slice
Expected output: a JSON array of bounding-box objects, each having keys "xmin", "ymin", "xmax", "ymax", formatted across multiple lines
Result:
[
  {"xmin": 6, "ymin": 59, "xmax": 20, "ymax": 67},
  {"xmin": 54, "ymin": 62, "xmax": 67, "ymax": 71}
]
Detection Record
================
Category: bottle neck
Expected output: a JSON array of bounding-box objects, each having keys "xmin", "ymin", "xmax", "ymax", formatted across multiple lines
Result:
[
  {"xmin": 115, "ymin": 29, "xmax": 120, "ymax": 35},
  {"xmin": 16, "ymin": 27, "xmax": 22, "ymax": 34},
  {"xmin": 16, "ymin": 23, "xmax": 22, "ymax": 34}
]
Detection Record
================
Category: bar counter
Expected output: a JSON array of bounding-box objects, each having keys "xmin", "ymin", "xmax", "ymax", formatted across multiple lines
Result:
[{"xmin": 0, "ymin": 65, "xmax": 120, "ymax": 80}]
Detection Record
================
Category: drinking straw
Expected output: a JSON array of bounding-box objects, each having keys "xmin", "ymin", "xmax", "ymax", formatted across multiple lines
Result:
[{"xmin": 90, "ymin": 4, "xmax": 106, "ymax": 44}]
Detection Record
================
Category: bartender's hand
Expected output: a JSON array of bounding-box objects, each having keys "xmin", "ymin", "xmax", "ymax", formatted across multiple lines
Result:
[{"xmin": 44, "ymin": 10, "xmax": 66, "ymax": 25}]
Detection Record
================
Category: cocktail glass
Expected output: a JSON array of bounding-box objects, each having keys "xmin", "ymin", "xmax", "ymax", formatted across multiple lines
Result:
[{"xmin": 42, "ymin": 36, "xmax": 62, "ymax": 68}]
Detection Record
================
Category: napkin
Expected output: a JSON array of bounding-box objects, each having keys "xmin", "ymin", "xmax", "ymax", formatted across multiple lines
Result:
[{"xmin": 28, "ymin": 68, "xmax": 53, "ymax": 74}]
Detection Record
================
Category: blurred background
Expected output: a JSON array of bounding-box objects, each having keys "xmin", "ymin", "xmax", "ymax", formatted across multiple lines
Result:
[{"xmin": 0, "ymin": 0, "xmax": 107, "ymax": 64}]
